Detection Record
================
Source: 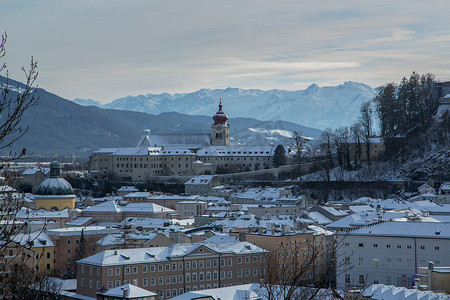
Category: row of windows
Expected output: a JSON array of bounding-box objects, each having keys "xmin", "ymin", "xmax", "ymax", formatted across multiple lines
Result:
[
  {"xmin": 355, "ymin": 242, "xmax": 439, "ymax": 250},
  {"xmin": 81, "ymin": 268, "xmax": 260, "ymax": 290},
  {"xmin": 345, "ymin": 274, "xmax": 410, "ymax": 287},
  {"xmin": 82, "ymin": 256, "xmax": 262, "ymax": 276}
]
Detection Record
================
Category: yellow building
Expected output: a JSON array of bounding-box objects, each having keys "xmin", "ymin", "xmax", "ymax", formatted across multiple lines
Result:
[
  {"xmin": 34, "ymin": 161, "xmax": 75, "ymax": 210},
  {"xmin": 14, "ymin": 231, "xmax": 55, "ymax": 274}
]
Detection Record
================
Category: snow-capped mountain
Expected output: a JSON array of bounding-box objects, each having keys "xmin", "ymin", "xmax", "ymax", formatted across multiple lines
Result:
[{"xmin": 73, "ymin": 82, "xmax": 376, "ymax": 130}]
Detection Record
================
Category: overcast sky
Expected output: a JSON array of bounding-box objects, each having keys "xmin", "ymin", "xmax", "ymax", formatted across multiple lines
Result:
[{"xmin": 2, "ymin": 0, "xmax": 450, "ymax": 103}]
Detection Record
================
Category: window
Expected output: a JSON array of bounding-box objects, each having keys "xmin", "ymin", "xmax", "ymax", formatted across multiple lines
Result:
[
  {"xmin": 143, "ymin": 278, "xmax": 148, "ymax": 286},
  {"xmin": 143, "ymin": 266, "xmax": 148, "ymax": 273},
  {"xmin": 385, "ymin": 258, "xmax": 391, "ymax": 267},
  {"xmin": 386, "ymin": 244, "xmax": 391, "ymax": 248},
  {"xmin": 220, "ymin": 271, "xmax": 225, "ymax": 279},
  {"xmin": 199, "ymin": 272, "xmax": 204, "ymax": 281},
  {"xmin": 396, "ymin": 258, "xmax": 402, "ymax": 268},
  {"xmin": 166, "ymin": 264, "xmax": 170, "ymax": 271},
  {"xmin": 179, "ymin": 262, "xmax": 183, "ymax": 270},
  {"xmin": 192, "ymin": 261, "xmax": 197, "ymax": 269},
  {"xmin": 253, "ymin": 256, "xmax": 258, "ymax": 263},
  {"xmin": 172, "ymin": 276, "xmax": 177, "ymax": 284},
  {"xmin": 115, "ymin": 280, "xmax": 121, "ymax": 287},
  {"xmin": 150, "ymin": 265, "xmax": 155, "ymax": 272},
  {"xmin": 407, "ymin": 245, "xmax": 412, "ymax": 249},
  {"xmin": 166, "ymin": 290, "xmax": 171, "ymax": 298},
  {"xmin": 220, "ymin": 259, "xmax": 225, "ymax": 267},
  {"xmin": 186, "ymin": 261, "xmax": 190, "ymax": 270},
  {"xmin": 192, "ymin": 273, "xmax": 197, "ymax": 282},
  {"xmin": 435, "ymin": 246, "xmax": 440, "ymax": 250},
  {"xmin": 358, "ymin": 257, "xmax": 363, "ymax": 266},
  {"xmin": 206, "ymin": 260, "xmax": 211, "ymax": 268},
  {"xmin": 245, "ymin": 269, "xmax": 250, "ymax": 277},
  {"xmin": 253, "ymin": 268, "xmax": 258, "ymax": 276},
  {"xmin": 179, "ymin": 275, "xmax": 183, "ymax": 283},
  {"xmin": 237, "ymin": 269, "xmax": 242, "ymax": 278},
  {"xmin": 89, "ymin": 279, "xmax": 93, "ymax": 288},
  {"xmin": 150, "ymin": 277, "xmax": 156, "ymax": 286},
  {"xmin": 199, "ymin": 261, "xmax": 204, "ymax": 269},
  {"xmin": 344, "ymin": 257, "xmax": 350, "ymax": 265},
  {"xmin": 397, "ymin": 245, "xmax": 401, "ymax": 249},
  {"xmin": 125, "ymin": 267, "xmax": 130, "ymax": 274},
  {"xmin": 97, "ymin": 268, "xmax": 100, "ymax": 276},
  {"xmin": 186, "ymin": 273, "xmax": 190, "ymax": 283},
  {"xmin": 359, "ymin": 275, "xmax": 365, "ymax": 285},
  {"xmin": 132, "ymin": 266, "xmax": 138, "ymax": 274},
  {"xmin": 107, "ymin": 281, "xmax": 112, "ymax": 289},
  {"xmin": 245, "ymin": 256, "xmax": 250, "ymax": 263},
  {"xmin": 158, "ymin": 276, "xmax": 163, "ymax": 285},
  {"xmin": 166, "ymin": 276, "xmax": 171, "ymax": 284},
  {"xmin": 386, "ymin": 276, "xmax": 392, "ymax": 285},
  {"xmin": 373, "ymin": 243, "xmax": 378, "ymax": 248},
  {"xmin": 373, "ymin": 258, "xmax": 379, "ymax": 267},
  {"xmin": 420, "ymin": 245, "xmax": 425, "ymax": 250},
  {"xmin": 407, "ymin": 259, "xmax": 413, "ymax": 267},
  {"xmin": 115, "ymin": 268, "xmax": 120, "ymax": 275},
  {"xmin": 107, "ymin": 269, "xmax": 113, "ymax": 276},
  {"xmin": 345, "ymin": 274, "xmax": 350, "ymax": 284},
  {"xmin": 237, "ymin": 257, "xmax": 242, "ymax": 264},
  {"xmin": 158, "ymin": 264, "xmax": 163, "ymax": 272},
  {"xmin": 358, "ymin": 243, "xmax": 364, "ymax": 247},
  {"xmin": 172, "ymin": 262, "xmax": 177, "ymax": 271},
  {"xmin": 213, "ymin": 260, "xmax": 218, "ymax": 267},
  {"xmin": 227, "ymin": 258, "xmax": 232, "ymax": 266},
  {"xmin": 344, "ymin": 242, "xmax": 349, "ymax": 247},
  {"xmin": 206, "ymin": 272, "xmax": 211, "ymax": 280}
]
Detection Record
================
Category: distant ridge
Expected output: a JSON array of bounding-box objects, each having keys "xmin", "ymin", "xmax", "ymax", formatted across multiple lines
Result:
[{"xmin": 73, "ymin": 82, "xmax": 377, "ymax": 130}]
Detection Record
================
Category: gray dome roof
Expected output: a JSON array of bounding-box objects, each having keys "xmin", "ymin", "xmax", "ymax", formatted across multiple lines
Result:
[{"xmin": 36, "ymin": 177, "xmax": 74, "ymax": 196}]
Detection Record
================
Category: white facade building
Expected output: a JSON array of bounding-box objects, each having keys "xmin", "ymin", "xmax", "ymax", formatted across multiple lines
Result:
[{"xmin": 337, "ymin": 221, "xmax": 450, "ymax": 289}]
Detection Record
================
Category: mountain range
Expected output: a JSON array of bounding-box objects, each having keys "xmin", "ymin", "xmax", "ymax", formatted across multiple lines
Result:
[
  {"xmin": 0, "ymin": 76, "xmax": 321, "ymax": 157},
  {"xmin": 74, "ymin": 82, "xmax": 377, "ymax": 130}
]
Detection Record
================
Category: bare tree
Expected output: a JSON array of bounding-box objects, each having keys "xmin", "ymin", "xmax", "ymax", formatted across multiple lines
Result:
[
  {"xmin": 257, "ymin": 233, "xmax": 350, "ymax": 300},
  {"xmin": 0, "ymin": 31, "xmax": 40, "ymax": 297}
]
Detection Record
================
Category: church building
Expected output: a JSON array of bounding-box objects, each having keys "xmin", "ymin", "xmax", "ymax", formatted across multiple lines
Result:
[{"xmin": 89, "ymin": 101, "xmax": 276, "ymax": 181}]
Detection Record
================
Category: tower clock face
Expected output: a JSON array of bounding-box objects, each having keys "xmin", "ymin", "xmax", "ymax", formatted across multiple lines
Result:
[{"xmin": 215, "ymin": 124, "xmax": 223, "ymax": 132}]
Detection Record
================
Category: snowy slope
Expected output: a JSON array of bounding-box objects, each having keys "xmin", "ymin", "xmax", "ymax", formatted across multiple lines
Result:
[{"xmin": 74, "ymin": 82, "xmax": 376, "ymax": 130}]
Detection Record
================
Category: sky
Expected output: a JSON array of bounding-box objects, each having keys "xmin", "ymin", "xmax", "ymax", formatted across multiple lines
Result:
[{"xmin": 2, "ymin": 0, "xmax": 450, "ymax": 103}]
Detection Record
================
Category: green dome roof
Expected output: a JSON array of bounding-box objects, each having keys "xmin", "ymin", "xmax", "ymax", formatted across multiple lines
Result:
[
  {"xmin": 36, "ymin": 160, "xmax": 74, "ymax": 196},
  {"xmin": 36, "ymin": 177, "xmax": 74, "ymax": 196}
]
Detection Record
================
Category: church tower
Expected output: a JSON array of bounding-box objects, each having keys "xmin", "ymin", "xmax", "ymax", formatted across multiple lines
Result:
[{"xmin": 211, "ymin": 99, "xmax": 230, "ymax": 146}]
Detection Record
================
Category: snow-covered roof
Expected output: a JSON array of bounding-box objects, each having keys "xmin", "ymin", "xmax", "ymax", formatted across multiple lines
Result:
[
  {"xmin": 363, "ymin": 283, "xmax": 450, "ymax": 300},
  {"xmin": 307, "ymin": 212, "xmax": 333, "ymax": 225},
  {"xmin": 22, "ymin": 167, "xmax": 50, "ymax": 176},
  {"xmin": 100, "ymin": 284, "xmax": 157, "ymax": 298},
  {"xmin": 343, "ymin": 221, "xmax": 450, "ymax": 239},
  {"xmin": 77, "ymin": 241, "xmax": 266, "ymax": 266},
  {"xmin": 66, "ymin": 217, "xmax": 93, "ymax": 226},
  {"xmin": 348, "ymin": 205, "xmax": 376, "ymax": 213},
  {"xmin": 111, "ymin": 147, "xmax": 160, "ymax": 156},
  {"xmin": 118, "ymin": 186, "xmax": 139, "ymax": 192},
  {"xmin": 326, "ymin": 211, "xmax": 404, "ymax": 230},
  {"xmin": 170, "ymin": 283, "xmax": 260, "ymax": 300},
  {"xmin": 139, "ymin": 133, "xmax": 211, "ymax": 148},
  {"xmin": 123, "ymin": 192, "xmax": 153, "ymax": 198},
  {"xmin": 121, "ymin": 217, "xmax": 170, "ymax": 228},
  {"xmin": 82, "ymin": 201, "xmax": 175, "ymax": 214},
  {"xmin": 148, "ymin": 194, "xmax": 199, "ymax": 201},
  {"xmin": 16, "ymin": 208, "xmax": 69, "ymax": 219},
  {"xmin": 13, "ymin": 231, "xmax": 54, "ymax": 248},
  {"xmin": 197, "ymin": 145, "xmax": 275, "ymax": 157},
  {"xmin": 97, "ymin": 232, "xmax": 159, "ymax": 247},
  {"xmin": 47, "ymin": 226, "xmax": 119, "ymax": 237},
  {"xmin": 203, "ymin": 234, "xmax": 239, "ymax": 243},
  {"xmin": 93, "ymin": 148, "xmax": 118, "ymax": 154},
  {"xmin": 185, "ymin": 175, "xmax": 214, "ymax": 185}
]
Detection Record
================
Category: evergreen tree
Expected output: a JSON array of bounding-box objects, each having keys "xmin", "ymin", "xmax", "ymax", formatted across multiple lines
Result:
[{"xmin": 272, "ymin": 144, "xmax": 287, "ymax": 167}]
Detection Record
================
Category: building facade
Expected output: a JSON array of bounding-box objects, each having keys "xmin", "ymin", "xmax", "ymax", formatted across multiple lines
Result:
[
  {"xmin": 76, "ymin": 241, "xmax": 266, "ymax": 299},
  {"xmin": 89, "ymin": 102, "xmax": 276, "ymax": 181},
  {"xmin": 337, "ymin": 221, "xmax": 450, "ymax": 290}
]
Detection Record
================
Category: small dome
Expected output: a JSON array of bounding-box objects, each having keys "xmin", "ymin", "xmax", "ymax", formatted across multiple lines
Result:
[
  {"xmin": 36, "ymin": 177, "xmax": 74, "ymax": 196},
  {"xmin": 213, "ymin": 100, "xmax": 228, "ymax": 125},
  {"xmin": 36, "ymin": 160, "xmax": 74, "ymax": 195}
]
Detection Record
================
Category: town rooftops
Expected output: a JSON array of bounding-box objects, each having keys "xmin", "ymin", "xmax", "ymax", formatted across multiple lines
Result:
[
  {"xmin": 16, "ymin": 208, "xmax": 70, "ymax": 219},
  {"xmin": 14, "ymin": 231, "xmax": 54, "ymax": 248},
  {"xmin": 77, "ymin": 241, "xmax": 266, "ymax": 266}
]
